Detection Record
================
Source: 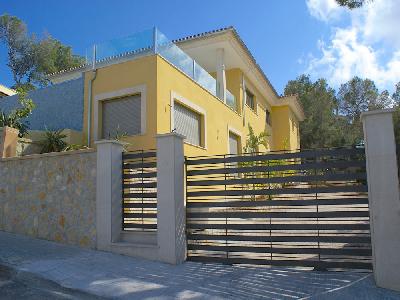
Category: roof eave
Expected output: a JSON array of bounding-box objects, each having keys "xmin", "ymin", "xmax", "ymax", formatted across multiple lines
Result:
[{"xmin": 175, "ymin": 26, "xmax": 280, "ymax": 100}]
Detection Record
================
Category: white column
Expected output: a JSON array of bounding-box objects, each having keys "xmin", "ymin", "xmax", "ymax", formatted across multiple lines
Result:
[
  {"xmin": 216, "ymin": 48, "xmax": 226, "ymax": 102},
  {"xmin": 95, "ymin": 140, "xmax": 124, "ymax": 251},
  {"xmin": 156, "ymin": 133, "xmax": 186, "ymax": 264},
  {"xmin": 361, "ymin": 109, "xmax": 400, "ymax": 292}
]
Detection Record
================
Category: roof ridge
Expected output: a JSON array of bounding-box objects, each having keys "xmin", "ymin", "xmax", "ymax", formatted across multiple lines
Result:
[{"xmin": 172, "ymin": 26, "xmax": 234, "ymax": 43}]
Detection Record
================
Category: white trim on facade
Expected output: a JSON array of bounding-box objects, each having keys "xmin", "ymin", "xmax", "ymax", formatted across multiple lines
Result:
[
  {"xmin": 93, "ymin": 85, "xmax": 147, "ymax": 141},
  {"xmin": 170, "ymin": 91, "xmax": 207, "ymax": 149},
  {"xmin": 0, "ymin": 84, "xmax": 16, "ymax": 97}
]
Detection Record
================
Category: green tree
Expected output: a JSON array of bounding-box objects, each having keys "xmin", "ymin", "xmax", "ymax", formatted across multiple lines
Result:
[
  {"xmin": 335, "ymin": 0, "xmax": 370, "ymax": 9},
  {"xmin": 337, "ymin": 77, "xmax": 380, "ymax": 123},
  {"xmin": 393, "ymin": 82, "xmax": 400, "ymax": 145},
  {"xmin": 31, "ymin": 34, "xmax": 85, "ymax": 86},
  {"xmin": 337, "ymin": 77, "xmax": 391, "ymax": 144},
  {"xmin": 0, "ymin": 14, "xmax": 35, "ymax": 91},
  {"xmin": 392, "ymin": 82, "xmax": 400, "ymax": 105},
  {"xmin": 0, "ymin": 88, "xmax": 35, "ymax": 136},
  {"xmin": 393, "ymin": 107, "xmax": 400, "ymax": 145},
  {"xmin": 0, "ymin": 14, "xmax": 84, "ymax": 90},
  {"xmin": 284, "ymin": 75, "xmax": 344, "ymax": 149}
]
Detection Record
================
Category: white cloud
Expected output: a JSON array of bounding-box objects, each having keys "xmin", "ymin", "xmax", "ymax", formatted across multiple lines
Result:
[
  {"xmin": 307, "ymin": 27, "xmax": 400, "ymax": 89},
  {"xmin": 304, "ymin": 0, "xmax": 400, "ymax": 91},
  {"xmin": 306, "ymin": 0, "xmax": 345, "ymax": 22},
  {"xmin": 362, "ymin": 0, "xmax": 400, "ymax": 48}
]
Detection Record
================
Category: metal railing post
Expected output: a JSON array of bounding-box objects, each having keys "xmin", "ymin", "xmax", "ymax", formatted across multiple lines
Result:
[{"xmin": 153, "ymin": 27, "xmax": 158, "ymax": 54}]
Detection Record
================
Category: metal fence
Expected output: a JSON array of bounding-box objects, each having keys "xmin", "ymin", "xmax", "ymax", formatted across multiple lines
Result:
[
  {"xmin": 185, "ymin": 147, "xmax": 371, "ymax": 270},
  {"xmin": 122, "ymin": 150, "xmax": 157, "ymax": 231}
]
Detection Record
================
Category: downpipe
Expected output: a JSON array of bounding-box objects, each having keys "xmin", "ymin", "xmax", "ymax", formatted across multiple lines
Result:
[{"xmin": 87, "ymin": 45, "xmax": 97, "ymax": 146}]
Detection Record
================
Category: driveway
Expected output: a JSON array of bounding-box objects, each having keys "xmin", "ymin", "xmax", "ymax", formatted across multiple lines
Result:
[
  {"xmin": 0, "ymin": 264, "xmax": 103, "ymax": 299},
  {"xmin": 0, "ymin": 231, "xmax": 399, "ymax": 299}
]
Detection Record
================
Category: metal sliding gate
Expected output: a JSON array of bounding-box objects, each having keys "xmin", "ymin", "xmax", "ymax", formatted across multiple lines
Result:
[
  {"xmin": 122, "ymin": 150, "xmax": 157, "ymax": 231},
  {"xmin": 185, "ymin": 147, "xmax": 372, "ymax": 270}
]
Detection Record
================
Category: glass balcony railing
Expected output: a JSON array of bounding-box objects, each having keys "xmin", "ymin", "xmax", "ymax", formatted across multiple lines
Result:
[
  {"xmin": 156, "ymin": 30, "xmax": 219, "ymax": 98},
  {"xmin": 226, "ymin": 90, "xmax": 236, "ymax": 111},
  {"xmin": 86, "ymin": 28, "xmax": 237, "ymax": 112},
  {"xmin": 86, "ymin": 28, "xmax": 154, "ymax": 63}
]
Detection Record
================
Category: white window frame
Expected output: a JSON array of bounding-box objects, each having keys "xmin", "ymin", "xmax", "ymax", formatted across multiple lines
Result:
[
  {"xmin": 227, "ymin": 126, "xmax": 242, "ymax": 154},
  {"xmin": 93, "ymin": 85, "xmax": 146, "ymax": 141},
  {"xmin": 170, "ymin": 91, "xmax": 207, "ymax": 149}
]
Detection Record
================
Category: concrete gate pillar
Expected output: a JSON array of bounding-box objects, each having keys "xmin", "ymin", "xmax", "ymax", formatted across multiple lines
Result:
[
  {"xmin": 156, "ymin": 133, "xmax": 186, "ymax": 264},
  {"xmin": 361, "ymin": 109, "xmax": 400, "ymax": 291},
  {"xmin": 95, "ymin": 140, "xmax": 124, "ymax": 251}
]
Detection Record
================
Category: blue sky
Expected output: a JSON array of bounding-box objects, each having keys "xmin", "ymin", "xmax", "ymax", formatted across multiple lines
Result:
[{"xmin": 1, "ymin": 0, "xmax": 399, "ymax": 94}]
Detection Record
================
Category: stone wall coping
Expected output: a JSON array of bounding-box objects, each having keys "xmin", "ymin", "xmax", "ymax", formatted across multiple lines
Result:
[
  {"xmin": 0, "ymin": 148, "xmax": 96, "ymax": 162},
  {"xmin": 95, "ymin": 139, "xmax": 126, "ymax": 146},
  {"xmin": 0, "ymin": 126, "xmax": 20, "ymax": 134},
  {"xmin": 360, "ymin": 109, "xmax": 395, "ymax": 121},
  {"xmin": 156, "ymin": 133, "xmax": 185, "ymax": 140}
]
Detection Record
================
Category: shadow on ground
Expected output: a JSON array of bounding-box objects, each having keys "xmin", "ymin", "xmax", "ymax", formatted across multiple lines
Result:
[
  {"xmin": 1, "ymin": 232, "xmax": 400, "ymax": 299},
  {"xmin": 0, "ymin": 264, "xmax": 104, "ymax": 299}
]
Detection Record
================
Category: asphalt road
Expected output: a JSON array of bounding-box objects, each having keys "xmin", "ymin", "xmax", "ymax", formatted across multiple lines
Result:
[{"xmin": 0, "ymin": 265, "xmax": 104, "ymax": 300}]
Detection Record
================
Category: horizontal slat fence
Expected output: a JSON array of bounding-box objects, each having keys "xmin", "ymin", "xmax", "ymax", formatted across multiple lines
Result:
[
  {"xmin": 123, "ymin": 150, "xmax": 157, "ymax": 231},
  {"xmin": 186, "ymin": 147, "xmax": 371, "ymax": 270}
]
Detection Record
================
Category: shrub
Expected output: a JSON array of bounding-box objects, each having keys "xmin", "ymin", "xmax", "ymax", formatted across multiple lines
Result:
[
  {"xmin": 0, "ymin": 88, "xmax": 35, "ymax": 137},
  {"xmin": 39, "ymin": 129, "xmax": 67, "ymax": 153}
]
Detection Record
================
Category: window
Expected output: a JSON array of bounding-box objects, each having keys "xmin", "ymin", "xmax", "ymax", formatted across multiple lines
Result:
[
  {"xmin": 102, "ymin": 94, "xmax": 141, "ymax": 139},
  {"xmin": 245, "ymin": 89, "xmax": 256, "ymax": 111},
  {"xmin": 174, "ymin": 102, "xmax": 201, "ymax": 146},
  {"xmin": 266, "ymin": 109, "xmax": 272, "ymax": 126},
  {"xmin": 229, "ymin": 132, "xmax": 240, "ymax": 155}
]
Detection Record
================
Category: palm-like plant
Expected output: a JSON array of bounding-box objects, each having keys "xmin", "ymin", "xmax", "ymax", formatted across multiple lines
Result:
[
  {"xmin": 243, "ymin": 124, "xmax": 269, "ymax": 154},
  {"xmin": 39, "ymin": 129, "xmax": 67, "ymax": 153}
]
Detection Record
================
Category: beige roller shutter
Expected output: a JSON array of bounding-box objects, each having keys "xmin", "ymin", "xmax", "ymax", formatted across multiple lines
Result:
[
  {"xmin": 174, "ymin": 102, "xmax": 201, "ymax": 146},
  {"xmin": 102, "ymin": 95, "xmax": 141, "ymax": 139},
  {"xmin": 229, "ymin": 132, "xmax": 239, "ymax": 155}
]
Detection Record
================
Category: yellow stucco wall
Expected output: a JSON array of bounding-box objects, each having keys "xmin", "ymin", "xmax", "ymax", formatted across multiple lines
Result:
[
  {"xmin": 82, "ymin": 54, "xmax": 300, "ymax": 156},
  {"xmin": 241, "ymin": 72, "xmax": 273, "ymax": 152},
  {"xmin": 83, "ymin": 55, "xmax": 158, "ymax": 150},
  {"xmin": 157, "ymin": 58, "xmax": 245, "ymax": 156},
  {"xmin": 271, "ymin": 105, "xmax": 300, "ymax": 151}
]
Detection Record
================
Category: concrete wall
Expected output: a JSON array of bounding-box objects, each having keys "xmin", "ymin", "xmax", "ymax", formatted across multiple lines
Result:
[
  {"xmin": 16, "ymin": 137, "xmax": 41, "ymax": 156},
  {"xmin": 0, "ymin": 149, "xmax": 97, "ymax": 248},
  {"xmin": 0, "ymin": 78, "xmax": 84, "ymax": 131}
]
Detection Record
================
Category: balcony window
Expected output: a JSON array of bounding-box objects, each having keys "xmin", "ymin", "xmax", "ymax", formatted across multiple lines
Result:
[
  {"xmin": 246, "ymin": 89, "xmax": 256, "ymax": 111},
  {"xmin": 266, "ymin": 109, "xmax": 272, "ymax": 126}
]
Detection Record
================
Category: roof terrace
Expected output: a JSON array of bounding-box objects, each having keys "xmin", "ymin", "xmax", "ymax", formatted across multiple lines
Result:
[{"xmin": 84, "ymin": 28, "xmax": 237, "ymax": 111}]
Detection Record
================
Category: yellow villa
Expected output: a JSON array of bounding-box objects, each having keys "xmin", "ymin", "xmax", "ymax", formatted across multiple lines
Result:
[{"xmin": 2, "ymin": 27, "xmax": 304, "ymax": 157}]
